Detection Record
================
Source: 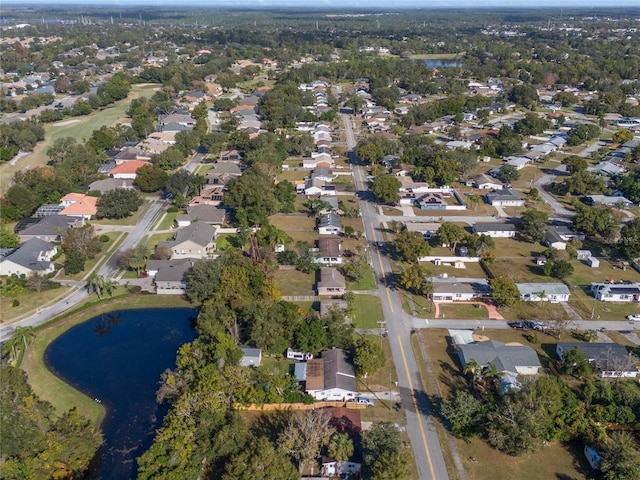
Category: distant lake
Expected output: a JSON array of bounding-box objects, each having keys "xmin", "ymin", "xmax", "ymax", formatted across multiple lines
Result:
[
  {"xmin": 416, "ymin": 59, "xmax": 464, "ymax": 68},
  {"xmin": 45, "ymin": 308, "xmax": 197, "ymax": 480}
]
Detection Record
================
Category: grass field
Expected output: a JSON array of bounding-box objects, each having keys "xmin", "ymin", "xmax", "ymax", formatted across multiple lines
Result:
[
  {"xmin": 273, "ymin": 269, "xmax": 316, "ymax": 296},
  {"xmin": 413, "ymin": 328, "xmax": 590, "ymax": 480},
  {"xmin": 155, "ymin": 210, "xmax": 178, "ymax": 231},
  {"xmin": 440, "ymin": 303, "xmax": 490, "ymax": 320},
  {"xmin": 0, "ymin": 83, "xmax": 161, "ymax": 194},
  {"xmin": 351, "ymin": 294, "xmax": 384, "ymax": 329},
  {"xmin": 347, "ymin": 268, "xmax": 376, "ymax": 291},
  {"xmin": 0, "ymin": 286, "xmax": 71, "ymax": 323}
]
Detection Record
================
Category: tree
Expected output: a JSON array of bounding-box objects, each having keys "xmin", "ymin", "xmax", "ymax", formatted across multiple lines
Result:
[
  {"xmin": 328, "ymin": 433, "xmax": 354, "ymax": 477},
  {"xmin": 600, "ymin": 431, "xmax": 640, "ymax": 480},
  {"xmin": 548, "ymin": 259, "xmax": 574, "ymax": 279},
  {"xmin": 62, "ymin": 223, "xmax": 102, "ymax": 260},
  {"xmin": 619, "ymin": 218, "xmax": 640, "ymax": 261},
  {"xmin": 440, "ymin": 389, "xmax": 485, "ymax": 437},
  {"xmin": 97, "ymin": 189, "xmax": 143, "ymax": 219},
  {"xmin": 341, "ymin": 259, "xmax": 367, "ymax": 283},
  {"xmin": 353, "ymin": 336, "xmax": 385, "ymax": 378},
  {"xmin": 489, "ymin": 278, "xmax": 520, "ymax": 307},
  {"xmin": 437, "ymin": 222, "xmax": 468, "ymax": 253},
  {"xmin": 128, "ymin": 245, "xmax": 151, "ymax": 275},
  {"xmin": 134, "ymin": 164, "xmax": 168, "ymax": 192},
  {"xmin": 560, "ymin": 347, "xmax": 594, "ymax": 378},
  {"xmin": 64, "ymin": 248, "xmax": 85, "ymax": 275},
  {"xmin": 26, "ymin": 271, "xmax": 47, "ymax": 293},
  {"xmin": 2, "ymin": 326, "xmax": 36, "ymax": 363},
  {"xmin": 562, "ymin": 155, "xmax": 588, "ymax": 174},
  {"xmin": 356, "ymin": 140, "xmax": 384, "ymax": 164},
  {"xmin": 612, "ymin": 129, "xmax": 633, "ymax": 145},
  {"xmin": 574, "ymin": 204, "xmax": 618, "ymax": 242},
  {"xmin": 393, "ymin": 230, "xmax": 430, "ymax": 263},
  {"xmin": 279, "ymin": 409, "xmax": 335, "ymax": 475},
  {"xmin": 363, "ymin": 422, "xmax": 406, "ymax": 480},
  {"xmin": 223, "ymin": 436, "xmax": 299, "ymax": 480},
  {"xmin": 509, "ymin": 84, "xmax": 539, "ymax": 108},
  {"xmin": 184, "ymin": 258, "xmax": 224, "ymax": 303},
  {"xmin": 497, "ymin": 164, "xmax": 520, "ymax": 183},
  {"xmin": 370, "ymin": 175, "xmax": 401, "ymax": 204},
  {"xmin": 0, "ymin": 227, "xmax": 19, "ymax": 248}
]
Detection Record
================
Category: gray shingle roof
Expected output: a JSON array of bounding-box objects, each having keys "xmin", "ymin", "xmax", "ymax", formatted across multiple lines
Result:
[
  {"xmin": 458, "ymin": 340, "xmax": 541, "ymax": 373},
  {"xmin": 18, "ymin": 215, "xmax": 81, "ymax": 237},
  {"xmin": 322, "ymin": 348, "xmax": 357, "ymax": 392},
  {"xmin": 160, "ymin": 223, "xmax": 218, "ymax": 248},
  {"xmin": 3, "ymin": 238, "xmax": 56, "ymax": 271}
]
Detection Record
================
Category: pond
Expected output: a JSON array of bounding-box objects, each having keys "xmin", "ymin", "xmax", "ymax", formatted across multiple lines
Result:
[{"xmin": 45, "ymin": 308, "xmax": 197, "ymax": 479}]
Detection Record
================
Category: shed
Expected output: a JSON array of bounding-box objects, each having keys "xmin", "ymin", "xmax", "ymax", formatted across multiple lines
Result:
[
  {"xmin": 239, "ymin": 346, "xmax": 262, "ymax": 367},
  {"xmin": 587, "ymin": 257, "xmax": 600, "ymax": 268}
]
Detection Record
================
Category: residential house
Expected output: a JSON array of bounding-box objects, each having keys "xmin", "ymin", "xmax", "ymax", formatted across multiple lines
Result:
[
  {"xmin": 404, "ymin": 222, "xmax": 441, "ymax": 239},
  {"xmin": 397, "ymin": 176, "xmax": 430, "ymax": 194},
  {"xmin": 312, "ymin": 238, "xmax": 343, "ymax": 266},
  {"xmin": 305, "ymin": 177, "xmax": 325, "ymax": 196},
  {"xmin": 457, "ymin": 339, "xmax": 541, "ymax": 377},
  {"xmin": 584, "ymin": 195, "xmax": 633, "ymax": 208},
  {"xmin": 17, "ymin": 215, "xmax": 83, "ymax": 242},
  {"xmin": 556, "ymin": 343, "xmax": 638, "ymax": 378},
  {"xmin": 218, "ymin": 149, "xmax": 242, "ymax": 162},
  {"xmin": 472, "ymin": 222, "xmax": 516, "ymax": 238},
  {"xmin": 205, "ymin": 162, "xmax": 242, "ymax": 186},
  {"xmin": 59, "ymin": 193, "xmax": 98, "ymax": 220},
  {"xmin": 321, "ymin": 407, "xmax": 363, "ymax": 478},
  {"xmin": 175, "ymin": 205, "xmax": 226, "ymax": 227},
  {"xmin": 88, "ymin": 178, "xmax": 135, "ymax": 194},
  {"xmin": 446, "ymin": 140, "xmax": 473, "ymax": 150},
  {"xmin": 147, "ymin": 258, "xmax": 194, "ymax": 294},
  {"xmin": 318, "ymin": 212, "xmax": 342, "ymax": 235},
  {"xmin": 516, "ymin": 283, "xmax": 571, "ymax": 303},
  {"xmin": 139, "ymin": 131, "xmax": 176, "ymax": 155},
  {"xmin": 158, "ymin": 112, "xmax": 195, "ymax": 132},
  {"xmin": 114, "ymin": 146, "xmax": 152, "ymax": 163},
  {"xmin": 156, "ymin": 223, "xmax": 218, "ymax": 259},
  {"xmin": 416, "ymin": 192, "xmax": 448, "ymax": 210},
  {"xmin": 188, "ymin": 185, "xmax": 225, "ymax": 207},
  {"xmin": 0, "ymin": 238, "xmax": 57, "ymax": 277},
  {"xmin": 467, "ymin": 173, "xmax": 503, "ymax": 190},
  {"xmin": 311, "ymin": 166, "xmax": 334, "ymax": 182},
  {"xmin": 591, "ymin": 282, "xmax": 640, "ymax": 303},
  {"xmin": 484, "ymin": 189, "xmax": 525, "ymax": 207},
  {"xmin": 317, "ymin": 267, "xmax": 346, "ymax": 296},
  {"xmin": 305, "ymin": 348, "xmax": 357, "ymax": 401},
  {"xmin": 239, "ymin": 346, "xmax": 262, "ymax": 367},
  {"xmin": 109, "ymin": 160, "xmax": 152, "ymax": 180},
  {"xmin": 545, "ymin": 229, "xmax": 567, "ymax": 250},
  {"xmin": 431, "ymin": 277, "xmax": 490, "ymax": 302}
]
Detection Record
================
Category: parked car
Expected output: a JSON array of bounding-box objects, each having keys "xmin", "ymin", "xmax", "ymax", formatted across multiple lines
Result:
[
  {"xmin": 352, "ymin": 397, "xmax": 374, "ymax": 407},
  {"xmin": 508, "ymin": 321, "xmax": 526, "ymax": 329},
  {"xmin": 627, "ymin": 314, "xmax": 640, "ymax": 322},
  {"xmin": 343, "ymin": 250, "xmax": 356, "ymax": 258}
]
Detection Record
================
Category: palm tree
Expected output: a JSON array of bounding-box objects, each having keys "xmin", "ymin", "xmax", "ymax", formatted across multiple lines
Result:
[
  {"xmin": 328, "ymin": 433, "xmax": 354, "ymax": 478},
  {"xmin": 3, "ymin": 326, "xmax": 36, "ymax": 364},
  {"xmin": 87, "ymin": 272, "xmax": 105, "ymax": 298},
  {"xmin": 482, "ymin": 362, "xmax": 503, "ymax": 392}
]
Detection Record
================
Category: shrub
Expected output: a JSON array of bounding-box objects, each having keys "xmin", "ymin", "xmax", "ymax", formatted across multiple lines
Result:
[
  {"xmin": 12, "ymin": 299, "xmax": 20, "ymax": 307},
  {"xmin": 99, "ymin": 234, "xmax": 110, "ymax": 243},
  {"xmin": 167, "ymin": 206, "xmax": 179, "ymax": 213},
  {"xmin": 129, "ymin": 285, "xmax": 142, "ymax": 294}
]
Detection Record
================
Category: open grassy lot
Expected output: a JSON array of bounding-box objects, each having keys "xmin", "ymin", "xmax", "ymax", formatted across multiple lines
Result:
[
  {"xmin": 351, "ymin": 294, "xmax": 384, "ymax": 329},
  {"xmin": 0, "ymin": 84, "xmax": 160, "ymax": 194},
  {"xmin": 277, "ymin": 169, "xmax": 308, "ymax": 183},
  {"xmin": 413, "ymin": 328, "xmax": 590, "ymax": 480},
  {"xmin": 273, "ymin": 269, "xmax": 316, "ymax": 296},
  {"xmin": 569, "ymin": 287, "xmax": 640, "ymax": 322},
  {"xmin": 270, "ymin": 214, "xmax": 317, "ymax": 244},
  {"xmin": 440, "ymin": 303, "xmax": 490, "ymax": 320},
  {"xmin": 20, "ymin": 293, "xmax": 190, "ymax": 427},
  {"xmin": 0, "ymin": 286, "xmax": 71, "ymax": 323},
  {"xmin": 499, "ymin": 300, "xmax": 570, "ymax": 322},
  {"xmin": 347, "ymin": 268, "xmax": 376, "ymax": 291},
  {"xmin": 156, "ymin": 210, "xmax": 178, "ymax": 231}
]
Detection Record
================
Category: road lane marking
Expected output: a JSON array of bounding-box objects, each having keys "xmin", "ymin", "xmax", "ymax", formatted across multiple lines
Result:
[
  {"xmin": 398, "ymin": 336, "xmax": 437, "ymax": 480},
  {"xmin": 371, "ymin": 222, "xmax": 394, "ymax": 313}
]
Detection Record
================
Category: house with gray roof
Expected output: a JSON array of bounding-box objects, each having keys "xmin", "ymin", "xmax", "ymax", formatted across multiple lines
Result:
[
  {"xmin": 17, "ymin": 215, "xmax": 83, "ymax": 242},
  {"xmin": 305, "ymin": 348, "xmax": 358, "ymax": 401},
  {"xmin": 156, "ymin": 223, "xmax": 218, "ymax": 259},
  {"xmin": 205, "ymin": 162, "xmax": 242, "ymax": 186},
  {"xmin": 516, "ymin": 283, "xmax": 571, "ymax": 303},
  {"xmin": 0, "ymin": 238, "xmax": 57, "ymax": 277},
  {"xmin": 556, "ymin": 343, "xmax": 638, "ymax": 378},
  {"xmin": 318, "ymin": 212, "xmax": 342, "ymax": 235},
  {"xmin": 176, "ymin": 205, "xmax": 226, "ymax": 227},
  {"xmin": 148, "ymin": 258, "xmax": 195, "ymax": 294},
  {"xmin": 431, "ymin": 277, "xmax": 490, "ymax": 302},
  {"xmin": 457, "ymin": 339, "xmax": 541, "ymax": 376},
  {"xmin": 584, "ymin": 195, "xmax": 633, "ymax": 208},
  {"xmin": 313, "ymin": 238, "xmax": 343, "ymax": 266},
  {"xmin": 88, "ymin": 178, "xmax": 135, "ymax": 194},
  {"xmin": 239, "ymin": 346, "xmax": 262, "ymax": 367},
  {"xmin": 591, "ymin": 282, "xmax": 640, "ymax": 302},
  {"xmin": 472, "ymin": 222, "xmax": 516, "ymax": 238},
  {"xmin": 484, "ymin": 189, "xmax": 525, "ymax": 207},
  {"xmin": 317, "ymin": 267, "xmax": 346, "ymax": 296}
]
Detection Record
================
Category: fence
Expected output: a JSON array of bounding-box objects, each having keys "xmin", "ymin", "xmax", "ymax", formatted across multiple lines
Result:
[
  {"xmin": 236, "ymin": 401, "xmax": 367, "ymax": 411},
  {"xmin": 282, "ymin": 295, "xmax": 320, "ymax": 302}
]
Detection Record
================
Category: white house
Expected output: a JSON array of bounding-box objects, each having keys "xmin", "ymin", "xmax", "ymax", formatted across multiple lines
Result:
[
  {"xmin": 305, "ymin": 349, "xmax": 357, "ymax": 401},
  {"xmin": 516, "ymin": 283, "xmax": 571, "ymax": 303},
  {"xmin": 591, "ymin": 282, "xmax": 640, "ymax": 302},
  {"xmin": 431, "ymin": 277, "xmax": 491, "ymax": 302},
  {"xmin": 484, "ymin": 189, "xmax": 525, "ymax": 207},
  {"xmin": 317, "ymin": 212, "xmax": 342, "ymax": 235},
  {"xmin": 0, "ymin": 238, "xmax": 57, "ymax": 277},
  {"xmin": 472, "ymin": 223, "xmax": 516, "ymax": 238}
]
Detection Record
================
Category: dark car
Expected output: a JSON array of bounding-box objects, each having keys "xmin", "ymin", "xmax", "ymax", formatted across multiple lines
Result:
[
  {"xmin": 508, "ymin": 321, "xmax": 526, "ymax": 329},
  {"xmin": 343, "ymin": 250, "xmax": 356, "ymax": 258}
]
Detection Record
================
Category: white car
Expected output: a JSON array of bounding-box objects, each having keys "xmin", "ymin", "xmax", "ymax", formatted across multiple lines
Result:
[{"xmin": 627, "ymin": 314, "xmax": 640, "ymax": 322}]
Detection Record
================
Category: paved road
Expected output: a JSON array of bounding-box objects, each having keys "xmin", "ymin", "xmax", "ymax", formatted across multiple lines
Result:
[{"xmin": 343, "ymin": 114, "xmax": 450, "ymax": 480}]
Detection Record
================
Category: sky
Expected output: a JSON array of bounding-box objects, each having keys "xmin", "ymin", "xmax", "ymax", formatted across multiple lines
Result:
[{"xmin": 4, "ymin": 0, "xmax": 640, "ymax": 7}]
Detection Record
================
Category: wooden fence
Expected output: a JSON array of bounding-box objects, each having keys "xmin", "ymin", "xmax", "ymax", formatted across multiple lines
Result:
[{"xmin": 236, "ymin": 401, "xmax": 367, "ymax": 411}]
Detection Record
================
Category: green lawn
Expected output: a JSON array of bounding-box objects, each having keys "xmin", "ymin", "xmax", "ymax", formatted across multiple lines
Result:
[
  {"xmin": 347, "ymin": 268, "xmax": 376, "ymax": 291},
  {"xmin": 439, "ymin": 303, "xmax": 489, "ymax": 320},
  {"xmin": 0, "ymin": 286, "xmax": 71, "ymax": 324},
  {"xmin": 144, "ymin": 232, "xmax": 174, "ymax": 250},
  {"xmin": 156, "ymin": 211, "xmax": 179, "ymax": 231},
  {"xmin": 273, "ymin": 269, "xmax": 316, "ymax": 296},
  {"xmin": 351, "ymin": 294, "xmax": 384, "ymax": 329}
]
